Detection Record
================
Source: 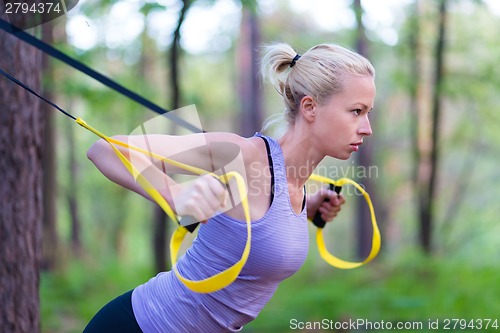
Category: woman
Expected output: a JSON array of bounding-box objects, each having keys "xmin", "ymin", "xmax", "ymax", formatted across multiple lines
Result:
[{"xmin": 83, "ymin": 42, "xmax": 375, "ymax": 332}]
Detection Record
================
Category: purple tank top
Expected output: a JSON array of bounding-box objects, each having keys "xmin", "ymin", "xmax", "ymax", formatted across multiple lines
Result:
[{"xmin": 131, "ymin": 133, "xmax": 309, "ymax": 332}]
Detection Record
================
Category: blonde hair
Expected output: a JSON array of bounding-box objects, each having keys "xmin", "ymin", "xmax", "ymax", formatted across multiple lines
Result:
[{"xmin": 260, "ymin": 42, "xmax": 375, "ymax": 130}]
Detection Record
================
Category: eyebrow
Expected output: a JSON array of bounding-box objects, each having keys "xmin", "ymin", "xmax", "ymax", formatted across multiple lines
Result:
[{"xmin": 352, "ymin": 103, "xmax": 374, "ymax": 111}]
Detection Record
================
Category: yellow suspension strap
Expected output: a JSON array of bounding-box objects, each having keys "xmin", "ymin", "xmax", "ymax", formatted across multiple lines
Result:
[
  {"xmin": 1, "ymin": 58, "xmax": 376, "ymax": 280},
  {"xmin": 308, "ymin": 174, "xmax": 381, "ymax": 269},
  {"xmin": 76, "ymin": 118, "xmax": 251, "ymax": 293},
  {"xmin": 0, "ymin": 65, "xmax": 246, "ymax": 292}
]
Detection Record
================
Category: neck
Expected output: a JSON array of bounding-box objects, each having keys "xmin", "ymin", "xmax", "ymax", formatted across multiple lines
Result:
[{"xmin": 278, "ymin": 124, "xmax": 324, "ymax": 188}]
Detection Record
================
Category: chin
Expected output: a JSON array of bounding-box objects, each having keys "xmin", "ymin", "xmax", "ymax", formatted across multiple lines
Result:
[{"xmin": 330, "ymin": 152, "xmax": 351, "ymax": 160}]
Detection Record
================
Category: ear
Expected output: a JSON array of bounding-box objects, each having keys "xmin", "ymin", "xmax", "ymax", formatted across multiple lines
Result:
[{"xmin": 299, "ymin": 96, "xmax": 317, "ymax": 122}]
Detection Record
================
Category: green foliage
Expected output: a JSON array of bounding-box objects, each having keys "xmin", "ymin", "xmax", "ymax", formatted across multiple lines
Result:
[
  {"xmin": 41, "ymin": 260, "xmax": 153, "ymax": 333},
  {"xmin": 245, "ymin": 252, "xmax": 500, "ymax": 332},
  {"xmin": 40, "ymin": 253, "xmax": 500, "ymax": 332},
  {"xmin": 139, "ymin": 2, "xmax": 167, "ymax": 16}
]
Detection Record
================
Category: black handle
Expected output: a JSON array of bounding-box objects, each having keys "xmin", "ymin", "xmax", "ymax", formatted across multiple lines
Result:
[
  {"xmin": 311, "ymin": 184, "xmax": 342, "ymax": 228},
  {"xmin": 179, "ymin": 215, "xmax": 200, "ymax": 233}
]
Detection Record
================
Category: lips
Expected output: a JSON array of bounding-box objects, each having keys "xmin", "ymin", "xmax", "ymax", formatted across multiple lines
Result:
[{"xmin": 350, "ymin": 142, "xmax": 363, "ymax": 152}]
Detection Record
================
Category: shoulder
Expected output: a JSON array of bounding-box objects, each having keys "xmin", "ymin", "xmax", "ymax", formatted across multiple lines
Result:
[{"xmin": 202, "ymin": 132, "xmax": 267, "ymax": 170}]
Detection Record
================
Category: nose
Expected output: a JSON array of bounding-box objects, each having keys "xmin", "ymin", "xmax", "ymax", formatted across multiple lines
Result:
[{"xmin": 358, "ymin": 116, "xmax": 373, "ymax": 137}]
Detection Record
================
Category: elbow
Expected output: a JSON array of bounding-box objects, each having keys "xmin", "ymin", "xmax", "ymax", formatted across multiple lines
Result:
[
  {"xmin": 87, "ymin": 138, "xmax": 107, "ymax": 162},
  {"xmin": 87, "ymin": 135, "xmax": 129, "ymax": 162}
]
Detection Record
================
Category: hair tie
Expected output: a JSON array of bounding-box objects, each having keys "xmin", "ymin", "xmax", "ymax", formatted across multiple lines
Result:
[{"xmin": 289, "ymin": 54, "xmax": 301, "ymax": 68}]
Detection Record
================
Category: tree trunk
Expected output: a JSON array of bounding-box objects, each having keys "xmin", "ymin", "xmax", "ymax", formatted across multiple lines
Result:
[
  {"xmin": 352, "ymin": 0, "xmax": 375, "ymax": 260},
  {"xmin": 169, "ymin": 0, "xmax": 190, "ymax": 111},
  {"xmin": 237, "ymin": 5, "xmax": 263, "ymax": 137},
  {"xmin": 41, "ymin": 21, "xmax": 59, "ymax": 270},
  {"xmin": 419, "ymin": 0, "xmax": 448, "ymax": 253},
  {"xmin": 0, "ymin": 23, "xmax": 43, "ymax": 333},
  {"xmin": 409, "ymin": 0, "xmax": 423, "ymax": 191},
  {"xmin": 65, "ymin": 121, "xmax": 83, "ymax": 256},
  {"xmin": 152, "ymin": 0, "xmax": 191, "ymax": 274}
]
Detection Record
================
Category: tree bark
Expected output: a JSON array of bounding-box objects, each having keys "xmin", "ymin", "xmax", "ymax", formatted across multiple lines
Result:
[
  {"xmin": 41, "ymin": 21, "xmax": 59, "ymax": 270},
  {"xmin": 65, "ymin": 121, "xmax": 83, "ymax": 257},
  {"xmin": 409, "ymin": 0, "xmax": 423, "ymax": 191},
  {"xmin": 353, "ymin": 0, "xmax": 375, "ymax": 260},
  {"xmin": 419, "ymin": 0, "xmax": 448, "ymax": 253},
  {"xmin": 237, "ymin": 5, "xmax": 262, "ymax": 137},
  {"xmin": 152, "ymin": 0, "xmax": 192, "ymax": 273},
  {"xmin": 0, "ymin": 23, "xmax": 43, "ymax": 333}
]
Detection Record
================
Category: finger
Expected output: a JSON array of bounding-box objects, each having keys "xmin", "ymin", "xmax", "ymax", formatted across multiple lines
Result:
[
  {"xmin": 190, "ymin": 187, "xmax": 222, "ymax": 220},
  {"xmin": 322, "ymin": 201, "xmax": 341, "ymax": 213},
  {"xmin": 183, "ymin": 177, "xmax": 224, "ymax": 220},
  {"xmin": 319, "ymin": 204, "xmax": 341, "ymax": 222},
  {"xmin": 320, "ymin": 211, "xmax": 337, "ymax": 222},
  {"xmin": 185, "ymin": 206, "xmax": 206, "ymax": 222},
  {"xmin": 327, "ymin": 192, "xmax": 341, "ymax": 206},
  {"xmin": 338, "ymin": 194, "xmax": 346, "ymax": 205},
  {"xmin": 209, "ymin": 176, "xmax": 226, "ymax": 200},
  {"xmin": 185, "ymin": 197, "xmax": 213, "ymax": 221},
  {"xmin": 319, "ymin": 206, "xmax": 338, "ymax": 217},
  {"xmin": 206, "ymin": 177, "xmax": 227, "ymax": 210},
  {"xmin": 195, "ymin": 176, "xmax": 222, "ymax": 204}
]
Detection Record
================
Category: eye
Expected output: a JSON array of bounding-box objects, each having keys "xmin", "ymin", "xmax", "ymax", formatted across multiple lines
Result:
[{"xmin": 352, "ymin": 109, "xmax": 362, "ymax": 116}]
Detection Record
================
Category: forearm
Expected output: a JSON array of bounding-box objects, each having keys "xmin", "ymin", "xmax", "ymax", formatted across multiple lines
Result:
[{"xmin": 87, "ymin": 137, "xmax": 178, "ymax": 207}]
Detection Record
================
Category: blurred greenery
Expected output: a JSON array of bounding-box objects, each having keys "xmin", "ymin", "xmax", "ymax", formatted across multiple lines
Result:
[
  {"xmin": 41, "ymin": 260, "xmax": 152, "ymax": 332},
  {"xmin": 38, "ymin": 0, "xmax": 500, "ymax": 332},
  {"xmin": 41, "ymin": 248, "xmax": 500, "ymax": 332},
  {"xmin": 246, "ymin": 249, "xmax": 500, "ymax": 332}
]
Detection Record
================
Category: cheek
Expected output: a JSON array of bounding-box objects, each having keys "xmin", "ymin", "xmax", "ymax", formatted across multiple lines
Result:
[
  {"xmin": 322, "ymin": 111, "xmax": 343, "ymax": 129},
  {"xmin": 327, "ymin": 114, "xmax": 351, "ymax": 137}
]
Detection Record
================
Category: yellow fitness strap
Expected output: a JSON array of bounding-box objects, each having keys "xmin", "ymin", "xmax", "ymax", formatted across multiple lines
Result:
[
  {"xmin": 308, "ymin": 174, "xmax": 381, "ymax": 269},
  {"xmin": 0, "ymin": 59, "xmax": 380, "ymax": 286},
  {"xmin": 76, "ymin": 118, "xmax": 251, "ymax": 293},
  {"xmin": 77, "ymin": 117, "xmax": 381, "ymax": 291}
]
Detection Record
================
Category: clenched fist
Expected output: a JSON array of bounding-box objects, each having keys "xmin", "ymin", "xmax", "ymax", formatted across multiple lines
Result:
[{"xmin": 174, "ymin": 174, "xmax": 228, "ymax": 223}]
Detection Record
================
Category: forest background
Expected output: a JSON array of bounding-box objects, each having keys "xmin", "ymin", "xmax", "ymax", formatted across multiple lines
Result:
[{"xmin": 1, "ymin": 0, "xmax": 500, "ymax": 332}]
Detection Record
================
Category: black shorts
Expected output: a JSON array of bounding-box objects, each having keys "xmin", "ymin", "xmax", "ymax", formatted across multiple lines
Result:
[{"xmin": 82, "ymin": 290, "xmax": 143, "ymax": 333}]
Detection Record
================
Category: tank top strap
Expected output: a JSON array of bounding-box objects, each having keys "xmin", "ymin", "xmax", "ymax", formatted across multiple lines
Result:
[
  {"xmin": 254, "ymin": 132, "xmax": 299, "ymax": 209},
  {"xmin": 253, "ymin": 132, "xmax": 287, "ymax": 186},
  {"xmin": 254, "ymin": 132, "xmax": 307, "ymax": 213}
]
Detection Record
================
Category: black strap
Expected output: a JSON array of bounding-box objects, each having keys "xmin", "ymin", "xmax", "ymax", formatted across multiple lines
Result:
[
  {"xmin": 259, "ymin": 136, "xmax": 275, "ymax": 206},
  {"xmin": 259, "ymin": 135, "xmax": 307, "ymax": 211},
  {"xmin": 0, "ymin": 67, "xmax": 76, "ymax": 120},
  {"xmin": 0, "ymin": 18, "xmax": 201, "ymax": 133}
]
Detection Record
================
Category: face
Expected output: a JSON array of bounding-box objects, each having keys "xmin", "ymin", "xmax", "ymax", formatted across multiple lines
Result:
[{"xmin": 313, "ymin": 75, "xmax": 376, "ymax": 160}]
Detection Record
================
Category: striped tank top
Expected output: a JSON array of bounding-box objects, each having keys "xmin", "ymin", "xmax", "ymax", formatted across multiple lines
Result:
[{"xmin": 131, "ymin": 133, "xmax": 309, "ymax": 332}]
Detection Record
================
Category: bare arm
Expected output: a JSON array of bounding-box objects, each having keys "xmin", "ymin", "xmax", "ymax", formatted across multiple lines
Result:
[
  {"xmin": 86, "ymin": 132, "xmax": 259, "ymax": 219},
  {"xmin": 86, "ymin": 137, "xmax": 174, "ymax": 202}
]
